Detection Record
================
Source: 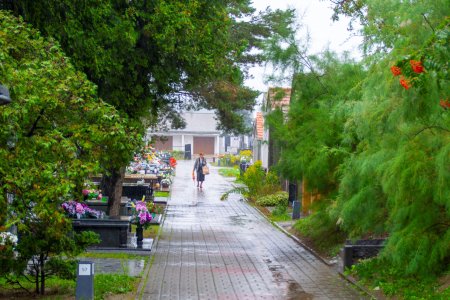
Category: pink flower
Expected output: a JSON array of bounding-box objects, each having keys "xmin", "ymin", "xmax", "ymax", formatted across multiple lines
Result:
[{"xmin": 76, "ymin": 203, "xmax": 84, "ymax": 214}]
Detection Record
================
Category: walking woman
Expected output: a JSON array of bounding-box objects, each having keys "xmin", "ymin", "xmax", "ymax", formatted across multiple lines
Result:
[{"xmin": 192, "ymin": 152, "xmax": 207, "ymax": 188}]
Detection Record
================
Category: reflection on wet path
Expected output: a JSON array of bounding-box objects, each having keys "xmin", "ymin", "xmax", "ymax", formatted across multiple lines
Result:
[{"xmin": 142, "ymin": 160, "xmax": 364, "ymax": 299}]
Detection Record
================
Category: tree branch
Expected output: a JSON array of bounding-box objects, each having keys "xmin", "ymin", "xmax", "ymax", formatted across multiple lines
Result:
[
  {"xmin": 411, "ymin": 125, "xmax": 450, "ymax": 138},
  {"xmin": 421, "ymin": 13, "xmax": 435, "ymax": 33},
  {"xmin": 26, "ymin": 108, "xmax": 45, "ymax": 138}
]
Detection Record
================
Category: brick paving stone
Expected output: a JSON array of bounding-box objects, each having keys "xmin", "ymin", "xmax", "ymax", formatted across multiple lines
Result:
[{"xmin": 139, "ymin": 161, "xmax": 366, "ymax": 300}]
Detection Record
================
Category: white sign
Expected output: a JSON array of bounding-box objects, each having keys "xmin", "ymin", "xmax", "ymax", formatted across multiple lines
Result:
[{"xmin": 79, "ymin": 264, "xmax": 91, "ymax": 276}]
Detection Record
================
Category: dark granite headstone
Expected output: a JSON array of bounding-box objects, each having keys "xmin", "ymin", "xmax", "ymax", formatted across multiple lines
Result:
[{"xmin": 72, "ymin": 217, "xmax": 130, "ymax": 248}]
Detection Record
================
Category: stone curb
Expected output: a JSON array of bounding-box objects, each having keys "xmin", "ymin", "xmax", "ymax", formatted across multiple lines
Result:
[
  {"xmin": 338, "ymin": 273, "xmax": 378, "ymax": 299},
  {"xmin": 248, "ymin": 202, "xmax": 335, "ymax": 266},
  {"xmin": 135, "ymin": 187, "xmax": 171, "ymax": 300}
]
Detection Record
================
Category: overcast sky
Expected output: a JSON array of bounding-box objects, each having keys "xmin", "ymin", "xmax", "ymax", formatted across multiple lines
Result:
[{"xmin": 247, "ymin": 0, "xmax": 362, "ymax": 95}]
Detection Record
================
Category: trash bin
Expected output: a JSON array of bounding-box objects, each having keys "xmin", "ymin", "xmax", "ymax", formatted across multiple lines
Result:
[
  {"xmin": 292, "ymin": 201, "xmax": 301, "ymax": 219},
  {"xmin": 239, "ymin": 162, "xmax": 249, "ymax": 177}
]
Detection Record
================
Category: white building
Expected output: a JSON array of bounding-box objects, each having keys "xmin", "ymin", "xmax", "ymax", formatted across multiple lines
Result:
[
  {"xmin": 149, "ymin": 110, "xmax": 221, "ymax": 156},
  {"xmin": 149, "ymin": 109, "xmax": 253, "ymax": 157}
]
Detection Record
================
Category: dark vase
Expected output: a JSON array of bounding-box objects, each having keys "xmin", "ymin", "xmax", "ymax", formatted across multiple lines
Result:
[{"xmin": 136, "ymin": 224, "xmax": 144, "ymax": 247}]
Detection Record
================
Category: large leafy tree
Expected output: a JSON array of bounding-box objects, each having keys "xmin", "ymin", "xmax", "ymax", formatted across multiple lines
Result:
[
  {"xmin": 1, "ymin": 0, "xmax": 297, "ymax": 214},
  {"xmin": 0, "ymin": 11, "xmax": 138, "ymax": 294},
  {"xmin": 269, "ymin": 0, "xmax": 449, "ymax": 277},
  {"xmin": 331, "ymin": 0, "xmax": 449, "ymax": 275}
]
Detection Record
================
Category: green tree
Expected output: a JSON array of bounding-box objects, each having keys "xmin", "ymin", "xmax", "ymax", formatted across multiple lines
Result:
[
  {"xmin": 0, "ymin": 11, "xmax": 133, "ymax": 294},
  {"xmin": 1, "ymin": 0, "xmax": 297, "ymax": 214},
  {"xmin": 267, "ymin": 51, "xmax": 365, "ymax": 194},
  {"xmin": 266, "ymin": 0, "xmax": 449, "ymax": 278},
  {"xmin": 330, "ymin": 0, "xmax": 449, "ymax": 276}
]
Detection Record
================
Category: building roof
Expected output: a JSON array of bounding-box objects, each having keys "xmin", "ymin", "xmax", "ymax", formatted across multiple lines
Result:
[
  {"xmin": 255, "ymin": 112, "xmax": 264, "ymax": 140},
  {"xmin": 267, "ymin": 87, "xmax": 291, "ymax": 110}
]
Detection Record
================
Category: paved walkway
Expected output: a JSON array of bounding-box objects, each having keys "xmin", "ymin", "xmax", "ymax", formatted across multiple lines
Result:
[{"xmin": 139, "ymin": 160, "xmax": 364, "ymax": 299}]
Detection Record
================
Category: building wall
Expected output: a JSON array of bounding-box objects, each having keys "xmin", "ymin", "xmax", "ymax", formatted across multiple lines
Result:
[
  {"xmin": 172, "ymin": 135, "xmax": 183, "ymax": 152},
  {"xmin": 148, "ymin": 110, "xmax": 246, "ymax": 157}
]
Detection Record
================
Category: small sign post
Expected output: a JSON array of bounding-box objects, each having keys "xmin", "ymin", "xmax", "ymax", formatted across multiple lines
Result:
[
  {"xmin": 76, "ymin": 261, "xmax": 94, "ymax": 300},
  {"xmin": 292, "ymin": 201, "xmax": 301, "ymax": 219}
]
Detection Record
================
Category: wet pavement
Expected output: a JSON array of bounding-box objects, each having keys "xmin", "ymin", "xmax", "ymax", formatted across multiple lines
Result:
[{"xmin": 139, "ymin": 160, "xmax": 365, "ymax": 299}]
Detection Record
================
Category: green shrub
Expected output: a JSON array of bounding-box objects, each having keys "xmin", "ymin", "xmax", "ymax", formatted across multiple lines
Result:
[
  {"xmin": 270, "ymin": 203, "xmax": 291, "ymax": 222},
  {"xmin": 170, "ymin": 150, "xmax": 184, "ymax": 160},
  {"xmin": 256, "ymin": 191, "xmax": 288, "ymax": 206},
  {"xmin": 241, "ymin": 161, "xmax": 281, "ymax": 200},
  {"xmin": 218, "ymin": 167, "xmax": 240, "ymax": 177},
  {"xmin": 294, "ymin": 199, "xmax": 346, "ymax": 257}
]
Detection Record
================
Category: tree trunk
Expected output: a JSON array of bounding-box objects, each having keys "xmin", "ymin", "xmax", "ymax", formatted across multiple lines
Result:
[
  {"xmin": 101, "ymin": 167, "xmax": 125, "ymax": 217},
  {"xmin": 40, "ymin": 254, "xmax": 45, "ymax": 295},
  {"xmin": 35, "ymin": 265, "xmax": 39, "ymax": 294}
]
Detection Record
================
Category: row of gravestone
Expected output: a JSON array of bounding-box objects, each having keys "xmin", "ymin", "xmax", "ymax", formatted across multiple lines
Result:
[{"xmin": 72, "ymin": 182, "xmax": 168, "ymax": 250}]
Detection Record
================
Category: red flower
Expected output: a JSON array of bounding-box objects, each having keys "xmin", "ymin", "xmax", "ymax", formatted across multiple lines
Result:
[
  {"xmin": 390, "ymin": 66, "xmax": 402, "ymax": 76},
  {"xmin": 399, "ymin": 77, "xmax": 411, "ymax": 90},
  {"xmin": 410, "ymin": 60, "xmax": 424, "ymax": 73},
  {"xmin": 440, "ymin": 99, "xmax": 450, "ymax": 109}
]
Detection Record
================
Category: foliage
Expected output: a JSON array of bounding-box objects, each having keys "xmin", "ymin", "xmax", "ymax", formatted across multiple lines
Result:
[
  {"xmin": 153, "ymin": 191, "xmax": 170, "ymax": 198},
  {"xmin": 2, "ymin": 0, "xmax": 297, "ymax": 215},
  {"xmin": 94, "ymin": 273, "xmax": 138, "ymax": 300},
  {"xmin": 169, "ymin": 150, "xmax": 185, "ymax": 161},
  {"xmin": 80, "ymin": 252, "xmax": 149, "ymax": 260},
  {"xmin": 269, "ymin": 203, "xmax": 291, "ymax": 222},
  {"xmin": 239, "ymin": 149, "xmax": 253, "ymax": 161},
  {"xmin": 241, "ymin": 161, "xmax": 281, "ymax": 200},
  {"xmin": 0, "ymin": 276, "xmax": 75, "ymax": 298},
  {"xmin": 349, "ymin": 258, "xmax": 450, "ymax": 299},
  {"xmin": 2, "ymin": 0, "xmax": 297, "ymax": 134},
  {"xmin": 333, "ymin": 1, "xmax": 450, "ymax": 276},
  {"xmin": 293, "ymin": 198, "xmax": 346, "ymax": 257},
  {"xmin": 219, "ymin": 154, "xmax": 240, "ymax": 167},
  {"xmin": 256, "ymin": 191, "xmax": 288, "ymax": 207},
  {"xmin": 266, "ymin": 51, "xmax": 365, "ymax": 191},
  {"xmin": 221, "ymin": 161, "xmax": 281, "ymax": 201},
  {"xmin": 0, "ymin": 11, "xmax": 112, "ymax": 294},
  {"xmin": 265, "ymin": 0, "xmax": 449, "ymax": 279},
  {"xmin": 218, "ymin": 167, "xmax": 240, "ymax": 178}
]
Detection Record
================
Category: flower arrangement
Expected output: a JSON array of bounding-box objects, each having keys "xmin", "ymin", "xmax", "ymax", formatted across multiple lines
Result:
[
  {"xmin": 130, "ymin": 201, "xmax": 153, "ymax": 228},
  {"xmin": 146, "ymin": 201, "xmax": 164, "ymax": 215},
  {"xmin": 0, "ymin": 232, "xmax": 18, "ymax": 247},
  {"xmin": 61, "ymin": 201, "xmax": 104, "ymax": 219},
  {"xmin": 82, "ymin": 189, "xmax": 102, "ymax": 200}
]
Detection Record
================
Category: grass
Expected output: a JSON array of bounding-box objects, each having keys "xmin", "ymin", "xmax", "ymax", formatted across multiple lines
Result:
[
  {"xmin": 80, "ymin": 252, "xmax": 149, "ymax": 260},
  {"xmin": 0, "ymin": 277, "xmax": 75, "ymax": 299},
  {"xmin": 268, "ymin": 204, "xmax": 292, "ymax": 222},
  {"xmin": 130, "ymin": 224, "xmax": 160, "ymax": 239},
  {"xmin": 154, "ymin": 191, "xmax": 169, "ymax": 197},
  {"xmin": 349, "ymin": 258, "xmax": 450, "ymax": 299},
  {"xmin": 0, "ymin": 273, "xmax": 139, "ymax": 300},
  {"xmin": 94, "ymin": 273, "xmax": 140, "ymax": 300},
  {"xmin": 218, "ymin": 167, "xmax": 240, "ymax": 177}
]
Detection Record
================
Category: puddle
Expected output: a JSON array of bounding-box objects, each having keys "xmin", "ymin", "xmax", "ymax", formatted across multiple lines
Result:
[
  {"xmin": 229, "ymin": 215, "xmax": 252, "ymax": 225},
  {"xmin": 264, "ymin": 258, "xmax": 314, "ymax": 299}
]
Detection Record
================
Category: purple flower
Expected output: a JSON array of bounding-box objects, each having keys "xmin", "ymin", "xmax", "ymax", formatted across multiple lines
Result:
[{"xmin": 76, "ymin": 203, "xmax": 85, "ymax": 214}]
